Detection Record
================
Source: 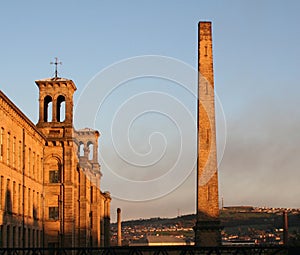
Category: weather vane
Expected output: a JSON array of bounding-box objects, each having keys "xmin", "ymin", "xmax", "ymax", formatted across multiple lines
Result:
[{"xmin": 50, "ymin": 57, "xmax": 62, "ymax": 78}]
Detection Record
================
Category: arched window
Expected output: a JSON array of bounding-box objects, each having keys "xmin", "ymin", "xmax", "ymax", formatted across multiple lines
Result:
[
  {"xmin": 79, "ymin": 142, "xmax": 84, "ymax": 157},
  {"xmin": 56, "ymin": 95, "xmax": 66, "ymax": 122},
  {"xmin": 47, "ymin": 157, "xmax": 61, "ymax": 183},
  {"xmin": 44, "ymin": 96, "xmax": 52, "ymax": 122},
  {"xmin": 88, "ymin": 142, "xmax": 93, "ymax": 160}
]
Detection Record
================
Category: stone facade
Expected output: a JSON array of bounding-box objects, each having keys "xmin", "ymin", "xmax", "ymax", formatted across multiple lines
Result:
[
  {"xmin": 0, "ymin": 91, "xmax": 44, "ymax": 248},
  {"xmin": 0, "ymin": 76, "xmax": 111, "ymax": 248},
  {"xmin": 194, "ymin": 21, "xmax": 222, "ymax": 246}
]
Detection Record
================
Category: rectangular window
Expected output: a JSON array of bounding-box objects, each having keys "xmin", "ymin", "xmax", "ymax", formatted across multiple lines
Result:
[
  {"xmin": 28, "ymin": 228, "xmax": 31, "ymax": 247},
  {"xmin": 18, "ymin": 141, "xmax": 22, "ymax": 171},
  {"xmin": 12, "ymin": 181, "xmax": 16, "ymax": 213},
  {"xmin": 12, "ymin": 226, "xmax": 16, "ymax": 248},
  {"xmin": 18, "ymin": 184, "xmax": 21, "ymax": 214},
  {"xmin": 90, "ymin": 211, "xmax": 93, "ymax": 228},
  {"xmin": 40, "ymin": 194, "xmax": 43, "ymax": 217},
  {"xmin": 0, "ymin": 177, "xmax": 1, "ymax": 210},
  {"xmin": 36, "ymin": 192, "xmax": 39, "ymax": 219},
  {"xmin": 0, "ymin": 176, "xmax": 3, "ymax": 210},
  {"xmin": 49, "ymin": 207, "xmax": 59, "ymax": 220},
  {"xmin": 0, "ymin": 225, "xmax": 3, "ymax": 247},
  {"xmin": 40, "ymin": 158, "xmax": 43, "ymax": 182},
  {"xmin": 0, "ymin": 128, "xmax": 3, "ymax": 161},
  {"xmin": 33, "ymin": 190, "xmax": 37, "ymax": 220},
  {"xmin": 18, "ymin": 227, "xmax": 21, "ymax": 248},
  {"xmin": 6, "ymin": 225, "xmax": 10, "ymax": 247},
  {"xmin": 36, "ymin": 154, "xmax": 39, "ymax": 181},
  {"xmin": 28, "ymin": 148, "xmax": 31, "ymax": 176},
  {"xmin": 32, "ymin": 152, "xmax": 35, "ymax": 179},
  {"xmin": 28, "ymin": 188, "xmax": 31, "ymax": 217},
  {"xmin": 49, "ymin": 170, "xmax": 60, "ymax": 183},
  {"xmin": 90, "ymin": 186, "xmax": 93, "ymax": 203},
  {"xmin": 6, "ymin": 179, "xmax": 12, "ymax": 213},
  {"xmin": 32, "ymin": 229, "xmax": 35, "ymax": 248},
  {"xmin": 12, "ymin": 137, "xmax": 16, "ymax": 168},
  {"xmin": 37, "ymin": 230, "xmax": 39, "ymax": 247},
  {"xmin": 7, "ymin": 132, "xmax": 10, "ymax": 165}
]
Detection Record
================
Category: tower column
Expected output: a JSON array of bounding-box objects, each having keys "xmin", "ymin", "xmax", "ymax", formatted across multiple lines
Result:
[
  {"xmin": 65, "ymin": 97, "xmax": 73, "ymax": 123},
  {"xmin": 93, "ymin": 133, "xmax": 99, "ymax": 163},
  {"xmin": 194, "ymin": 21, "xmax": 222, "ymax": 246},
  {"xmin": 52, "ymin": 97, "xmax": 57, "ymax": 122},
  {"xmin": 38, "ymin": 98, "xmax": 44, "ymax": 123}
]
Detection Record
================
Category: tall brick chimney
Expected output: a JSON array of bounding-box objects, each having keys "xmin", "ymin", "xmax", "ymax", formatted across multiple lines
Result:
[
  {"xmin": 283, "ymin": 210, "xmax": 289, "ymax": 245},
  {"xmin": 194, "ymin": 21, "xmax": 222, "ymax": 246},
  {"xmin": 117, "ymin": 208, "xmax": 122, "ymax": 246}
]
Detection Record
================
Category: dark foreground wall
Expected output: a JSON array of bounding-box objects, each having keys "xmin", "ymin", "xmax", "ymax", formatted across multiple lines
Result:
[{"xmin": 0, "ymin": 246, "xmax": 298, "ymax": 255}]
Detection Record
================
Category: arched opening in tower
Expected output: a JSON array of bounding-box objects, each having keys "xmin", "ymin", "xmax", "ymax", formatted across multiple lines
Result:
[
  {"xmin": 88, "ymin": 142, "xmax": 94, "ymax": 161},
  {"xmin": 79, "ymin": 142, "xmax": 84, "ymax": 157},
  {"xmin": 56, "ymin": 95, "xmax": 66, "ymax": 122},
  {"xmin": 44, "ymin": 95, "xmax": 52, "ymax": 122}
]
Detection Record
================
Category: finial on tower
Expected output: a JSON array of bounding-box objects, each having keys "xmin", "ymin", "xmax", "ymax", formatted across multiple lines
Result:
[{"xmin": 50, "ymin": 57, "xmax": 62, "ymax": 78}]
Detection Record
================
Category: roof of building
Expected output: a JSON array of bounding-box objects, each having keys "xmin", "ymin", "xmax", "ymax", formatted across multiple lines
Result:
[
  {"xmin": 77, "ymin": 128, "xmax": 96, "ymax": 132},
  {"xmin": 0, "ymin": 90, "xmax": 46, "ymax": 140},
  {"xmin": 35, "ymin": 77, "xmax": 77, "ymax": 90},
  {"xmin": 36, "ymin": 77, "xmax": 72, "ymax": 82},
  {"xmin": 76, "ymin": 128, "xmax": 100, "ymax": 136}
]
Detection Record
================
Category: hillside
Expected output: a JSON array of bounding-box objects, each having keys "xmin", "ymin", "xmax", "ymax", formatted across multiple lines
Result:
[{"xmin": 113, "ymin": 209, "xmax": 300, "ymax": 231}]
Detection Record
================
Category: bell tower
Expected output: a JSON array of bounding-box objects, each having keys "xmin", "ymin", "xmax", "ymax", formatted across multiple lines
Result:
[
  {"xmin": 35, "ymin": 75, "xmax": 78, "ymax": 247},
  {"xmin": 36, "ymin": 77, "xmax": 77, "ymax": 134}
]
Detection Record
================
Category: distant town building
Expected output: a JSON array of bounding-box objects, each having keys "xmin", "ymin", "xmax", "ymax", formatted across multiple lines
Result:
[
  {"xmin": 129, "ymin": 235, "xmax": 193, "ymax": 246},
  {"xmin": 0, "ymin": 75, "xmax": 111, "ymax": 248},
  {"xmin": 222, "ymin": 206, "xmax": 254, "ymax": 212}
]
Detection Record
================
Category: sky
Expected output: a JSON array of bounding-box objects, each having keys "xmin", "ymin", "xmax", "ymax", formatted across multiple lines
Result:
[{"xmin": 1, "ymin": 1, "xmax": 300, "ymax": 222}]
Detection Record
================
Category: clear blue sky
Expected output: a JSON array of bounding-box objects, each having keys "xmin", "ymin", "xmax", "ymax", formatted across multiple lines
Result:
[{"xmin": 1, "ymin": 1, "xmax": 300, "ymax": 221}]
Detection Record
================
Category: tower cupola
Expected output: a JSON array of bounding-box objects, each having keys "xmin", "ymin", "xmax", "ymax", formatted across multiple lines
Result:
[{"xmin": 36, "ymin": 77, "xmax": 77, "ymax": 128}]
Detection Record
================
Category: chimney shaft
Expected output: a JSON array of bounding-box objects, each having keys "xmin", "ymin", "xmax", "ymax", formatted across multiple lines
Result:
[
  {"xmin": 194, "ymin": 21, "xmax": 221, "ymax": 247},
  {"xmin": 283, "ymin": 211, "xmax": 288, "ymax": 245},
  {"xmin": 117, "ymin": 208, "xmax": 122, "ymax": 246}
]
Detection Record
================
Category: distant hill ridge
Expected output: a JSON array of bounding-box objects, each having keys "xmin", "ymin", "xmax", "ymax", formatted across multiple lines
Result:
[{"xmin": 112, "ymin": 207, "xmax": 300, "ymax": 231}]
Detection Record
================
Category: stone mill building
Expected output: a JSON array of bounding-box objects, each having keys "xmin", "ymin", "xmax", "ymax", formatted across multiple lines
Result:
[{"xmin": 0, "ymin": 75, "xmax": 111, "ymax": 248}]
